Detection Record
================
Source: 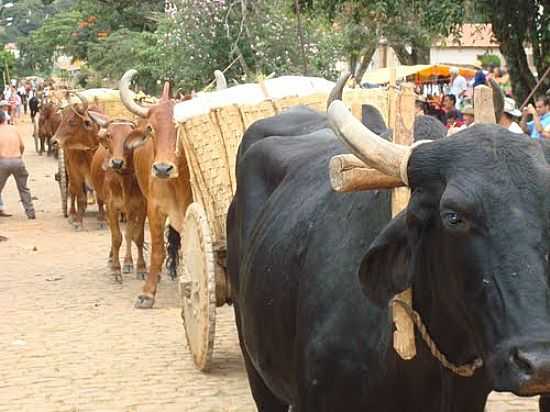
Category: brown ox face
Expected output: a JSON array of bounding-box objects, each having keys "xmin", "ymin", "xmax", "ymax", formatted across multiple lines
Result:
[
  {"xmin": 54, "ymin": 103, "xmax": 101, "ymax": 151},
  {"xmin": 120, "ymin": 71, "xmax": 180, "ymax": 179},
  {"xmin": 98, "ymin": 120, "xmax": 149, "ymax": 172}
]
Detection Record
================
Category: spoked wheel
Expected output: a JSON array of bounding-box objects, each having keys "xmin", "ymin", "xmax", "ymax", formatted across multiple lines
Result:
[
  {"xmin": 56, "ymin": 148, "xmax": 68, "ymax": 217},
  {"xmin": 179, "ymin": 203, "xmax": 217, "ymax": 371},
  {"xmin": 33, "ymin": 118, "xmax": 40, "ymax": 153}
]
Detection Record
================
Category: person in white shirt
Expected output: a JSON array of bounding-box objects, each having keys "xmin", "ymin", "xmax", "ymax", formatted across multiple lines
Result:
[
  {"xmin": 450, "ymin": 67, "xmax": 467, "ymax": 109},
  {"xmin": 499, "ymin": 97, "xmax": 523, "ymax": 134}
]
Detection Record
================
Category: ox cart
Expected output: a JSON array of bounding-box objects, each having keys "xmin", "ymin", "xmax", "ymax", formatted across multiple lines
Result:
[
  {"xmin": 174, "ymin": 78, "xmax": 391, "ymax": 371},
  {"xmin": 57, "ymin": 89, "xmax": 139, "ymax": 217}
]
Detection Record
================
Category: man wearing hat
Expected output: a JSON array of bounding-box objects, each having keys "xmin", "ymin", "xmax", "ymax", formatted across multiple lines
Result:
[
  {"xmin": 0, "ymin": 100, "xmax": 11, "ymax": 124},
  {"xmin": 499, "ymin": 97, "xmax": 523, "ymax": 134}
]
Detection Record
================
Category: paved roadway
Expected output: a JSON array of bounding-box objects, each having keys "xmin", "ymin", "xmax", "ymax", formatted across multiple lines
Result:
[{"xmin": 0, "ymin": 119, "xmax": 539, "ymax": 411}]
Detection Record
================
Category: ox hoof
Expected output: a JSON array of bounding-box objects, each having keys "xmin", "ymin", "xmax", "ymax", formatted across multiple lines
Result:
[
  {"xmin": 98, "ymin": 222, "xmax": 107, "ymax": 230},
  {"xmin": 122, "ymin": 263, "xmax": 134, "ymax": 274},
  {"xmin": 168, "ymin": 269, "xmax": 177, "ymax": 281},
  {"xmin": 135, "ymin": 295, "xmax": 155, "ymax": 309},
  {"xmin": 112, "ymin": 272, "xmax": 123, "ymax": 283},
  {"xmin": 73, "ymin": 224, "xmax": 83, "ymax": 231},
  {"xmin": 136, "ymin": 270, "xmax": 147, "ymax": 280}
]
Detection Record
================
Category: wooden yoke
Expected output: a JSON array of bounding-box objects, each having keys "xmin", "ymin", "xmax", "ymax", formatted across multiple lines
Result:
[
  {"xmin": 473, "ymin": 85, "xmax": 496, "ymax": 124},
  {"xmin": 388, "ymin": 78, "xmax": 417, "ymax": 361}
]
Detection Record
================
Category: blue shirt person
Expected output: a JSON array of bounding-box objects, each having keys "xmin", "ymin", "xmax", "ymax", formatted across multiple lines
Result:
[{"xmin": 521, "ymin": 96, "xmax": 550, "ymax": 139}]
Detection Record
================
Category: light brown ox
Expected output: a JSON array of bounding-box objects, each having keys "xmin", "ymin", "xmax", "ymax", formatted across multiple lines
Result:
[
  {"xmin": 90, "ymin": 116, "xmax": 148, "ymax": 282},
  {"xmin": 120, "ymin": 70, "xmax": 191, "ymax": 309},
  {"xmin": 53, "ymin": 94, "xmax": 105, "ymax": 229}
]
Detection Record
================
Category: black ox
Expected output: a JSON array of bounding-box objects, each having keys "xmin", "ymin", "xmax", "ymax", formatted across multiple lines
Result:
[{"xmin": 227, "ymin": 92, "xmax": 550, "ymax": 411}]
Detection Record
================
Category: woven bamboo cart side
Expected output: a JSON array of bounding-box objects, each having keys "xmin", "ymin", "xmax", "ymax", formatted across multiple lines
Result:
[
  {"xmin": 180, "ymin": 113, "xmax": 233, "ymax": 243},
  {"xmin": 212, "ymin": 105, "xmax": 246, "ymax": 191},
  {"xmin": 273, "ymin": 92, "xmax": 327, "ymax": 113},
  {"xmin": 239, "ymin": 100, "xmax": 277, "ymax": 129},
  {"xmin": 89, "ymin": 98, "xmax": 138, "ymax": 121},
  {"xmin": 343, "ymin": 89, "xmax": 390, "ymax": 124}
]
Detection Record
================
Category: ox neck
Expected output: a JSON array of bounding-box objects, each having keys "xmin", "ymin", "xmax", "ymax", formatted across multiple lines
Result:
[{"xmin": 411, "ymin": 278, "xmax": 483, "ymax": 369}]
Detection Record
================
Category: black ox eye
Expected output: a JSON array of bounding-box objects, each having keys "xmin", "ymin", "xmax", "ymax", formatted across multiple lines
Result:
[
  {"xmin": 446, "ymin": 212, "xmax": 461, "ymax": 225},
  {"xmin": 442, "ymin": 211, "xmax": 470, "ymax": 232}
]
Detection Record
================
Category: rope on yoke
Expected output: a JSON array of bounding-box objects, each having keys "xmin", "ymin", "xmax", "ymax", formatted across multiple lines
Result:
[{"xmin": 391, "ymin": 298, "xmax": 484, "ymax": 377}]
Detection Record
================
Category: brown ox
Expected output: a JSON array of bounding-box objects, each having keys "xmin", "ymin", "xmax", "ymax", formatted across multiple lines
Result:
[
  {"xmin": 120, "ymin": 70, "xmax": 190, "ymax": 309},
  {"xmin": 90, "ymin": 117, "xmax": 148, "ymax": 282},
  {"xmin": 38, "ymin": 101, "xmax": 61, "ymax": 156},
  {"xmin": 53, "ymin": 94, "xmax": 105, "ymax": 229}
]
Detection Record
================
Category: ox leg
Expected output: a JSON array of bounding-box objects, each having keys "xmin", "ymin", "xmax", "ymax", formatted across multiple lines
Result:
[
  {"xmin": 68, "ymin": 192, "xmax": 77, "ymax": 223},
  {"xmin": 135, "ymin": 204, "xmax": 165, "ymax": 309},
  {"xmin": 97, "ymin": 198, "xmax": 106, "ymax": 228},
  {"xmin": 133, "ymin": 203, "xmax": 147, "ymax": 280},
  {"xmin": 122, "ymin": 211, "xmax": 134, "ymax": 274},
  {"xmin": 70, "ymin": 180, "xmax": 86, "ymax": 230},
  {"xmin": 39, "ymin": 136, "xmax": 45, "ymax": 155},
  {"xmin": 107, "ymin": 205, "xmax": 123, "ymax": 283}
]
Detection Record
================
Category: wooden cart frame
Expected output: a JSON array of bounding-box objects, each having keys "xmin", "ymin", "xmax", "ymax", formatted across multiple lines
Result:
[{"xmin": 176, "ymin": 87, "xmax": 392, "ymax": 371}]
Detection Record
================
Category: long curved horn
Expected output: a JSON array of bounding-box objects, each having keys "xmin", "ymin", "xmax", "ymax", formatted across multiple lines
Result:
[
  {"xmin": 74, "ymin": 92, "xmax": 88, "ymax": 114},
  {"xmin": 88, "ymin": 111, "xmax": 109, "ymax": 128},
  {"xmin": 327, "ymin": 100, "xmax": 411, "ymax": 182},
  {"xmin": 214, "ymin": 70, "xmax": 227, "ymax": 90},
  {"xmin": 119, "ymin": 70, "xmax": 149, "ymax": 118},
  {"xmin": 327, "ymin": 71, "xmax": 351, "ymax": 110}
]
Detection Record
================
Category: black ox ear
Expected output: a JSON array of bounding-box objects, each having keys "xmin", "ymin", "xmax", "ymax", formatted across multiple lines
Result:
[{"xmin": 358, "ymin": 210, "xmax": 412, "ymax": 307}]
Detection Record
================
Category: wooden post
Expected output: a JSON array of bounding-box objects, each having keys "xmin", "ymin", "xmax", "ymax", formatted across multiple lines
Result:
[
  {"xmin": 389, "ymin": 80, "xmax": 417, "ymax": 360},
  {"xmin": 474, "ymin": 85, "xmax": 496, "ymax": 124}
]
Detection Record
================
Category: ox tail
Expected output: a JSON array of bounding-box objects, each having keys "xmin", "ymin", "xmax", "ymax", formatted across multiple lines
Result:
[{"xmin": 165, "ymin": 225, "xmax": 181, "ymax": 280}]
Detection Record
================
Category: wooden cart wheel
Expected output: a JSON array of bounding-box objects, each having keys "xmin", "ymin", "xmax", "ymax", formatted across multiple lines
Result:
[
  {"xmin": 57, "ymin": 148, "xmax": 68, "ymax": 218},
  {"xmin": 178, "ymin": 202, "xmax": 217, "ymax": 371},
  {"xmin": 33, "ymin": 120, "xmax": 40, "ymax": 154}
]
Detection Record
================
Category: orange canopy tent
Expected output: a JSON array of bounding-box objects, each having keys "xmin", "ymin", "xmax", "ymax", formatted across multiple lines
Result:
[{"xmin": 361, "ymin": 64, "xmax": 477, "ymax": 85}]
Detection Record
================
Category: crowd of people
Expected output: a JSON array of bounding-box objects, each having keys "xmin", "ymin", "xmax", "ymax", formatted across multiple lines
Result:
[
  {"xmin": 415, "ymin": 65, "xmax": 550, "ymax": 139},
  {"xmin": 0, "ymin": 79, "xmax": 40, "ymax": 125}
]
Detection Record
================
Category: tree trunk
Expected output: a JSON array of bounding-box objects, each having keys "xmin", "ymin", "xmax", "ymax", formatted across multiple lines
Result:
[
  {"xmin": 353, "ymin": 43, "xmax": 378, "ymax": 84},
  {"xmin": 391, "ymin": 44, "xmax": 430, "ymax": 66},
  {"xmin": 491, "ymin": 17, "xmax": 537, "ymax": 104}
]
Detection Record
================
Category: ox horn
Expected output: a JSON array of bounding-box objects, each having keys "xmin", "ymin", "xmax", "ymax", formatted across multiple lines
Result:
[
  {"xmin": 88, "ymin": 111, "xmax": 109, "ymax": 128},
  {"xmin": 327, "ymin": 71, "xmax": 351, "ymax": 110},
  {"xmin": 120, "ymin": 69, "xmax": 150, "ymax": 118},
  {"xmin": 74, "ymin": 92, "xmax": 89, "ymax": 114},
  {"xmin": 214, "ymin": 70, "xmax": 227, "ymax": 90},
  {"xmin": 327, "ymin": 100, "xmax": 412, "ymax": 184}
]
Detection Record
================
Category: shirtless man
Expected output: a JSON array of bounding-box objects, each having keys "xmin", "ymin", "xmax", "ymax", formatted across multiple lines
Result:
[{"xmin": 0, "ymin": 111, "xmax": 35, "ymax": 219}]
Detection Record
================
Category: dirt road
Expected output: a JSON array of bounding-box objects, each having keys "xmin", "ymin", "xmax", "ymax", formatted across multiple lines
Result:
[{"xmin": 0, "ymin": 119, "xmax": 539, "ymax": 411}]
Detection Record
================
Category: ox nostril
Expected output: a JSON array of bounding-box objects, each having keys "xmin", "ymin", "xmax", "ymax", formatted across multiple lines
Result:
[
  {"xmin": 153, "ymin": 163, "xmax": 174, "ymax": 177},
  {"xmin": 111, "ymin": 159, "xmax": 124, "ymax": 169},
  {"xmin": 511, "ymin": 348, "xmax": 535, "ymax": 376}
]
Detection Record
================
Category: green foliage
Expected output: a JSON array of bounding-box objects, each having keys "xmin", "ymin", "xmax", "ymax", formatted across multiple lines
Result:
[
  {"xmin": 477, "ymin": 53, "xmax": 501, "ymax": 69},
  {"xmin": 0, "ymin": 49, "xmax": 16, "ymax": 89},
  {"xmin": 301, "ymin": 0, "xmax": 466, "ymax": 67},
  {"xmin": 16, "ymin": 10, "xmax": 82, "ymax": 76},
  {"xmin": 475, "ymin": 0, "xmax": 548, "ymax": 102},
  {"xmin": 162, "ymin": 0, "xmax": 345, "ymax": 92},
  {"xmin": 0, "ymin": 0, "xmax": 75, "ymax": 44}
]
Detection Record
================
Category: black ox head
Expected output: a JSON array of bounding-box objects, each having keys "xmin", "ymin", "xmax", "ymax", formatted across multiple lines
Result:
[{"xmin": 329, "ymin": 100, "xmax": 550, "ymax": 396}]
